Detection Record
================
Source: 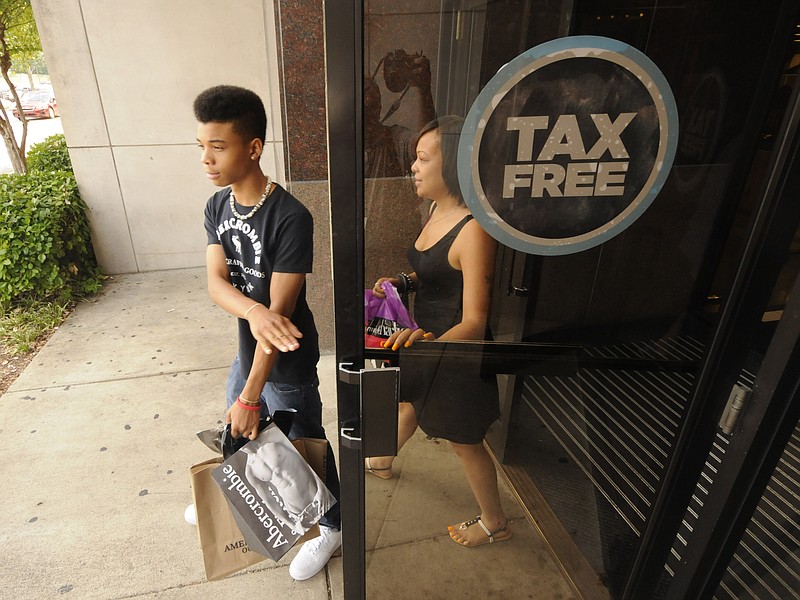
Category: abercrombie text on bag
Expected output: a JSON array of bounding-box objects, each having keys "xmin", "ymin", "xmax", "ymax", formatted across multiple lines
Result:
[{"xmin": 220, "ymin": 464, "xmax": 290, "ymax": 551}]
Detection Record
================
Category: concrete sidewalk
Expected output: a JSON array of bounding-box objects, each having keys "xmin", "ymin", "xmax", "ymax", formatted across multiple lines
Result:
[{"xmin": 1, "ymin": 268, "xmax": 343, "ymax": 599}]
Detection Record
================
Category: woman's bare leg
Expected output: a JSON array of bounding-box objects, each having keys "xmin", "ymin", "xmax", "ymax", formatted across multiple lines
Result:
[{"xmin": 448, "ymin": 441, "xmax": 509, "ymax": 544}]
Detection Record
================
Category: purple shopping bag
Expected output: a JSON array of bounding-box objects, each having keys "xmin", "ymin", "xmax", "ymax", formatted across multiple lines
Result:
[{"xmin": 364, "ymin": 281, "xmax": 417, "ymax": 347}]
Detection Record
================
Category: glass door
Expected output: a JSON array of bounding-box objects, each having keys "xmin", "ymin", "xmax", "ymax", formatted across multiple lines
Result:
[{"xmin": 324, "ymin": 2, "xmax": 800, "ymax": 598}]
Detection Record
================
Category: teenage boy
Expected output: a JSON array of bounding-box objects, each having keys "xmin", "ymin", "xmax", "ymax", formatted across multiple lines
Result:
[{"xmin": 194, "ymin": 84, "xmax": 341, "ymax": 581}]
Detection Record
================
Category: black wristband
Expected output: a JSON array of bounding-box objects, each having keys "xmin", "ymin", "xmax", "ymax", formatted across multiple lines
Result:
[
  {"xmin": 394, "ymin": 273, "xmax": 406, "ymax": 294},
  {"xmin": 396, "ymin": 272, "xmax": 414, "ymax": 294}
]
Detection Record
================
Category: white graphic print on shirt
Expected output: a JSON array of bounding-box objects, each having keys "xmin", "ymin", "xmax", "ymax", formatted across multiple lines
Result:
[
  {"xmin": 217, "ymin": 217, "xmax": 266, "ymax": 294},
  {"xmin": 216, "ymin": 217, "xmax": 264, "ymax": 263}
]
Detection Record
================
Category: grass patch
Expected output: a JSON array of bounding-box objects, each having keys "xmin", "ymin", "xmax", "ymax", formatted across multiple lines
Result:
[{"xmin": 0, "ymin": 299, "xmax": 70, "ymax": 355}]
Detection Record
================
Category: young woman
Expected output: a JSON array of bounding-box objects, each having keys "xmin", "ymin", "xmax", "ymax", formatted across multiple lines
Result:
[{"xmin": 367, "ymin": 116, "xmax": 511, "ymax": 547}]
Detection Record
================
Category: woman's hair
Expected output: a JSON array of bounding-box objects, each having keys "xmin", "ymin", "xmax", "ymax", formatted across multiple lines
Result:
[
  {"xmin": 193, "ymin": 85, "xmax": 267, "ymax": 144},
  {"xmin": 415, "ymin": 115, "xmax": 465, "ymax": 202}
]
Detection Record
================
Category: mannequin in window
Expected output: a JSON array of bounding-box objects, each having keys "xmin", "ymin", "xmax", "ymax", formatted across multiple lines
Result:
[{"xmin": 364, "ymin": 49, "xmax": 436, "ymax": 179}]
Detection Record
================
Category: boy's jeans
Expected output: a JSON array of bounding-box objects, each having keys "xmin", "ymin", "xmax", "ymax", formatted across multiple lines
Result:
[{"xmin": 225, "ymin": 355, "xmax": 341, "ymax": 531}]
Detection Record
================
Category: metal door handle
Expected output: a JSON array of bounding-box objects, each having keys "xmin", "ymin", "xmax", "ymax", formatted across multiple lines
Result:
[
  {"xmin": 338, "ymin": 362, "xmax": 360, "ymax": 384},
  {"xmin": 340, "ymin": 427, "xmax": 360, "ymax": 442},
  {"xmin": 337, "ymin": 362, "xmax": 400, "ymax": 456}
]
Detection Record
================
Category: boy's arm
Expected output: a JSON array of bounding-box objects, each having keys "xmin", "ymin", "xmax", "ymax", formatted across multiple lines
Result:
[
  {"xmin": 226, "ymin": 271, "xmax": 307, "ymax": 440},
  {"xmin": 206, "ymin": 244, "xmax": 302, "ymax": 353}
]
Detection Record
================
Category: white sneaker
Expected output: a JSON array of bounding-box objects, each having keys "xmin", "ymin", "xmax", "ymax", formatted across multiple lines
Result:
[
  {"xmin": 289, "ymin": 526, "xmax": 342, "ymax": 581},
  {"xmin": 184, "ymin": 504, "xmax": 197, "ymax": 525}
]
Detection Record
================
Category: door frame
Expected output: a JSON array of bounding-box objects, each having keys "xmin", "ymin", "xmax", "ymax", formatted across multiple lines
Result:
[
  {"xmin": 324, "ymin": 1, "xmax": 367, "ymax": 598},
  {"xmin": 622, "ymin": 10, "xmax": 800, "ymax": 600},
  {"xmin": 627, "ymin": 67, "xmax": 800, "ymax": 599},
  {"xmin": 323, "ymin": 2, "xmax": 800, "ymax": 598}
]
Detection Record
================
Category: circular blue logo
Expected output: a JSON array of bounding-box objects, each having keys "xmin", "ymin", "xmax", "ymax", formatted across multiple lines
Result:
[{"xmin": 458, "ymin": 36, "xmax": 678, "ymax": 255}]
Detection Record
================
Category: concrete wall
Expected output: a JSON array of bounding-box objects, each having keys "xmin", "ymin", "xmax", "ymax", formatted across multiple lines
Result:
[
  {"xmin": 31, "ymin": 0, "xmax": 287, "ymax": 274},
  {"xmin": 31, "ymin": 0, "xmax": 334, "ymax": 351}
]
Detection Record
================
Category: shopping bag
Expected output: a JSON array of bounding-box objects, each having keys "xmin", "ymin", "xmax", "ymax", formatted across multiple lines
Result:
[
  {"xmin": 190, "ymin": 412, "xmax": 330, "ymax": 579},
  {"xmin": 226, "ymin": 436, "xmax": 329, "ymax": 550},
  {"xmin": 190, "ymin": 457, "xmax": 265, "ymax": 581},
  {"xmin": 210, "ymin": 422, "xmax": 336, "ymax": 561},
  {"xmin": 364, "ymin": 280, "xmax": 418, "ymax": 347},
  {"xmin": 287, "ymin": 437, "xmax": 329, "ymax": 543}
]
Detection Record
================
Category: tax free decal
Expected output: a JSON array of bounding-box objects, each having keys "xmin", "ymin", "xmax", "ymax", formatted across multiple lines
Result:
[{"xmin": 458, "ymin": 36, "xmax": 678, "ymax": 255}]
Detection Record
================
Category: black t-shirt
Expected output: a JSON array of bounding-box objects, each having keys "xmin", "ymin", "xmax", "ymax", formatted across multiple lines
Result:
[{"xmin": 204, "ymin": 184, "xmax": 319, "ymax": 384}]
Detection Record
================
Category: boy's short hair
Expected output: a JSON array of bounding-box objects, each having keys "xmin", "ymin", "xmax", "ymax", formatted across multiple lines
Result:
[{"xmin": 193, "ymin": 85, "xmax": 267, "ymax": 143}]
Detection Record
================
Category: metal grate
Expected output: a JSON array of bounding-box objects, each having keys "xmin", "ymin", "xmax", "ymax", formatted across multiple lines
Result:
[
  {"xmin": 520, "ymin": 335, "xmax": 705, "ymax": 537},
  {"xmin": 517, "ymin": 334, "xmax": 785, "ymax": 597},
  {"xmin": 712, "ymin": 421, "xmax": 800, "ymax": 600},
  {"xmin": 664, "ymin": 366, "xmax": 757, "ymax": 578}
]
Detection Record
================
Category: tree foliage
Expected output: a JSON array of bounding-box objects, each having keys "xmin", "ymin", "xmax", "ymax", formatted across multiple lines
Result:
[
  {"xmin": 3, "ymin": 0, "xmax": 38, "ymax": 62},
  {"xmin": 0, "ymin": 0, "xmax": 42, "ymax": 173}
]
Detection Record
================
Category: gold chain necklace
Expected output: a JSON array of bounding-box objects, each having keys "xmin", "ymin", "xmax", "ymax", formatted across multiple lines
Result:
[{"xmin": 425, "ymin": 204, "xmax": 459, "ymax": 228}]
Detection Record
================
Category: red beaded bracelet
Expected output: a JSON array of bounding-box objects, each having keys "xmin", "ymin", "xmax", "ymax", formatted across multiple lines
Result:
[
  {"xmin": 237, "ymin": 394, "xmax": 260, "ymax": 407},
  {"xmin": 236, "ymin": 397, "xmax": 261, "ymax": 411}
]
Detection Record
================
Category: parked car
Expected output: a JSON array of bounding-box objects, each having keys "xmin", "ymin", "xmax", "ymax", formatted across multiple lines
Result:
[{"xmin": 12, "ymin": 90, "xmax": 59, "ymax": 120}]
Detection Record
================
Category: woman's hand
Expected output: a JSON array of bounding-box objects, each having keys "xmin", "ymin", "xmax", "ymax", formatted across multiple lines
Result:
[
  {"xmin": 371, "ymin": 277, "xmax": 400, "ymax": 299},
  {"xmin": 381, "ymin": 327, "xmax": 436, "ymax": 350},
  {"xmin": 226, "ymin": 402, "xmax": 261, "ymax": 440}
]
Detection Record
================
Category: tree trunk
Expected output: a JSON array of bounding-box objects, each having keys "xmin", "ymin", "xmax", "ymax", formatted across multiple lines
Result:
[
  {"xmin": 0, "ymin": 14, "xmax": 28, "ymax": 174},
  {"xmin": 0, "ymin": 117, "xmax": 25, "ymax": 173},
  {"xmin": 0, "ymin": 75, "xmax": 28, "ymax": 173}
]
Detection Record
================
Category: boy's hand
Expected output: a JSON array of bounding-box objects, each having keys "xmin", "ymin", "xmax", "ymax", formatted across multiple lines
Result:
[
  {"xmin": 246, "ymin": 304, "xmax": 302, "ymax": 353},
  {"xmin": 226, "ymin": 402, "xmax": 261, "ymax": 441}
]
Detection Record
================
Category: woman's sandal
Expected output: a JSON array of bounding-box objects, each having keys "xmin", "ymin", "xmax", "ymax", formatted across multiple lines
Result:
[
  {"xmin": 364, "ymin": 457, "xmax": 393, "ymax": 480},
  {"xmin": 448, "ymin": 515, "xmax": 512, "ymax": 547}
]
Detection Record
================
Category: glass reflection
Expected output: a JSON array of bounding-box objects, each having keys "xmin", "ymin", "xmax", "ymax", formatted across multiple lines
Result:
[
  {"xmin": 360, "ymin": 4, "xmax": 572, "ymax": 599},
  {"xmin": 364, "ymin": 49, "xmax": 435, "ymax": 179},
  {"xmin": 360, "ymin": 1, "xmax": 800, "ymax": 598},
  {"xmin": 366, "ymin": 116, "xmax": 510, "ymax": 546},
  {"xmin": 364, "ymin": 48, "xmax": 436, "ymax": 289}
]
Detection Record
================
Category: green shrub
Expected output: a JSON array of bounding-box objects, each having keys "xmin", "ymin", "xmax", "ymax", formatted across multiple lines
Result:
[
  {"xmin": 0, "ymin": 171, "xmax": 102, "ymax": 309},
  {"xmin": 27, "ymin": 134, "xmax": 73, "ymax": 173}
]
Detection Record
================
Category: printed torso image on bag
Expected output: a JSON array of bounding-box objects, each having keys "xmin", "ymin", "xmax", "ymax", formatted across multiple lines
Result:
[{"xmin": 210, "ymin": 423, "xmax": 335, "ymax": 561}]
